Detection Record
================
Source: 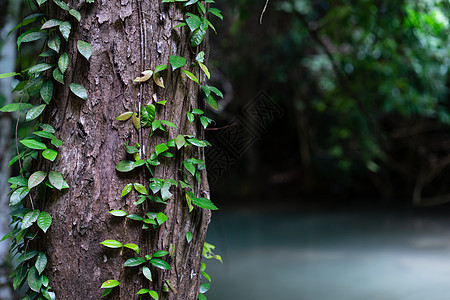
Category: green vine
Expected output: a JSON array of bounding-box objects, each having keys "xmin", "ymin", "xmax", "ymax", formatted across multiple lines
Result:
[
  {"xmin": 0, "ymin": 0, "xmax": 93, "ymax": 299},
  {"xmin": 1, "ymin": 0, "xmax": 222, "ymax": 299}
]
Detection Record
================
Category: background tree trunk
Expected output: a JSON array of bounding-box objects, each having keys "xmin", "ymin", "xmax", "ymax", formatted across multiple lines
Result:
[
  {"xmin": 41, "ymin": 1, "xmax": 211, "ymax": 299},
  {"xmin": 0, "ymin": 0, "xmax": 19, "ymax": 299}
]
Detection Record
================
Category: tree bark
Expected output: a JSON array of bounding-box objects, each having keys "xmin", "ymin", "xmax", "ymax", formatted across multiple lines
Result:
[{"xmin": 41, "ymin": 1, "xmax": 211, "ymax": 299}]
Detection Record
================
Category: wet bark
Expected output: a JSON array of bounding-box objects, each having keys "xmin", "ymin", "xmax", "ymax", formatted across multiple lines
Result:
[{"xmin": 41, "ymin": 1, "xmax": 211, "ymax": 299}]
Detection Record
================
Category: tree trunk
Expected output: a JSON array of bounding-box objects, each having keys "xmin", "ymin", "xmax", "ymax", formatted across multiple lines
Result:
[{"xmin": 42, "ymin": 1, "xmax": 211, "ymax": 299}]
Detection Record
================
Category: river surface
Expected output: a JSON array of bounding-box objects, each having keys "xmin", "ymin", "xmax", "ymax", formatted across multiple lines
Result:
[{"xmin": 205, "ymin": 210, "xmax": 450, "ymax": 300}]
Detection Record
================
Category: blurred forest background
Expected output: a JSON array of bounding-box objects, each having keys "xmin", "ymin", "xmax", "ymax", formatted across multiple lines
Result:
[
  {"xmin": 206, "ymin": 0, "xmax": 449, "ymax": 209},
  {"xmin": 0, "ymin": 0, "xmax": 449, "ymax": 299}
]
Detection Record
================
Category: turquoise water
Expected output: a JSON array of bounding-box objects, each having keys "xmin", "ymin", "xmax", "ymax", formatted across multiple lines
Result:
[{"xmin": 205, "ymin": 210, "xmax": 450, "ymax": 300}]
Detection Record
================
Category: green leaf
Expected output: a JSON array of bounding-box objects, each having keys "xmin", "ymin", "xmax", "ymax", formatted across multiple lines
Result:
[
  {"xmin": 18, "ymin": 30, "xmax": 47, "ymax": 49},
  {"xmin": 22, "ymin": 211, "xmax": 39, "ymax": 230},
  {"xmin": 192, "ymin": 108, "xmax": 204, "ymax": 115},
  {"xmin": 186, "ymin": 232, "xmax": 193, "ymax": 243},
  {"xmin": 21, "ymin": 139, "xmax": 47, "ymax": 150},
  {"xmin": 109, "ymin": 210, "xmax": 127, "ymax": 217},
  {"xmin": 186, "ymin": 13, "xmax": 201, "ymax": 31},
  {"xmin": 208, "ymin": 8, "xmax": 223, "ymax": 20},
  {"xmin": 42, "ymin": 149, "xmax": 57, "ymax": 161},
  {"xmin": 40, "ymin": 49, "xmax": 56, "ymax": 57},
  {"xmin": 154, "ymin": 64, "xmax": 167, "ymax": 73},
  {"xmin": 33, "ymin": 131, "xmax": 55, "ymax": 140},
  {"xmin": 192, "ymin": 197, "xmax": 218, "ymax": 210},
  {"xmin": 35, "ymin": 252, "xmax": 47, "ymax": 274},
  {"xmin": 10, "ymin": 187, "xmax": 29, "ymax": 206},
  {"xmin": 0, "ymin": 103, "xmax": 33, "ymax": 112},
  {"xmin": 198, "ymin": 294, "xmax": 207, "ymax": 300},
  {"xmin": 127, "ymin": 214, "xmax": 143, "ymax": 221},
  {"xmin": 100, "ymin": 240, "xmax": 122, "ymax": 248},
  {"xmin": 58, "ymin": 52, "xmax": 69, "ymax": 74},
  {"xmin": 161, "ymin": 120, "xmax": 177, "ymax": 128},
  {"xmin": 191, "ymin": 28, "xmax": 206, "ymax": 47},
  {"xmin": 27, "ymin": 266, "xmax": 42, "ymax": 292},
  {"xmin": 51, "ymin": 138, "xmax": 63, "ymax": 148},
  {"xmin": 101, "ymin": 288, "xmax": 113, "ymax": 298},
  {"xmin": 116, "ymin": 111, "xmax": 133, "ymax": 121},
  {"xmin": 152, "ymin": 250, "xmax": 169, "ymax": 258},
  {"xmin": 116, "ymin": 160, "xmax": 135, "ymax": 172},
  {"xmin": 187, "ymin": 111, "xmax": 194, "ymax": 123},
  {"xmin": 149, "ymin": 290, "xmax": 159, "ymax": 300},
  {"xmin": 40, "ymin": 80, "xmax": 53, "ymax": 104},
  {"xmin": 101, "ymin": 279, "xmax": 119, "ymax": 289},
  {"xmin": 37, "ymin": 212, "xmax": 52, "ymax": 233},
  {"xmin": 156, "ymin": 212, "xmax": 168, "ymax": 225},
  {"xmin": 200, "ymin": 116, "xmax": 212, "ymax": 129},
  {"xmin": 155, "ymin": 143, "xmax": 169, "ymax": 155},
  {"xmin": 175, "ymin": 135, "xmax": 186, "ymax": 150},
  {"xmin": 59, "ymin": 21, "xmax": 71, "ymax": 41},
  {"xmin": 133, "ymin": 183, "xmax": 148, "ymax": 195},
  {"xmin": 48, "ymin": 170, "xmax": 63, "ymax": 190},
  {"xmin": 17, "ymin": 250, "xmax": 38, "ymax": 263},
  {"xmin": 124, "ymin": 243, "xmax": 139, "ymax": 254},
  {"xmin": 184, "ymin": 161, "xmax": 196, "ymax": 176},
  {"xmin": 121, "ymin": 183, "xmax": 132, "ymax": 197},
  {"xmin": 28, "ymin": 171, "xmax": 47, "ymax": 189},
  {"xmin": 183, "ymin": 70, "xmax": 199, "ymax": 84},
  {"xmin": 198, "ymin": 62, "xmax": 210, "ymax": 79},
  {"xmin": 143, "ymin": 266, "xmax": 152, "ymax": 281},
  {"xmin": 207, "ymin": 95, "xmax": 219, "ymax": 110},
  {"xmin": 12, "ymin": 264, "xmax": 27, "ymax": 291},
  {"xmin": 48, "ymin": 36, "xmax": 61, "ymax": 53},
  {"xmin": 53, "ymin": 68, "xmax": 64, "ymax": 84},
  {"xmin": 210, "ymin": 86, "xmax": 223, "ymax": 98},
  {"xmin": 199, "ymin": 283, "xmax": 210, "ymax": 294},
  {"xmin": 53, "ymin": 0, "xmax": 70, "ymax": 10},
  {"xmin": 41, "ymin": 19, "xmax": 62, "ymax": 30},
  {"xmin": 169, "ymin": 55, "xmax": 186, "ymax": 70},
  {"xmin": 69, "ymin": 83, "xmax": 87, "ymax": 100},
  {"xmin": 77, "ymin": 40, "xmax": 92, "ymax": 60},
  {"xmin": 149, "ymin": 258, "xmax": 172, "ymax": 270},
  {"xmin": 137, "ymin": 289, "xmax": 150, "ymax": 295},
  {"xmin": 123, "ymin": 257, "xmax": 145, "ymax": 267},
  {"xmin": 28, "ymin": 63, "xmax": 53, "ymax": 74},
  {"xmin": 174, "ymin": 22, "xmax": 186, "ymax": 28},
  {"xmin": 195, "ymin": 51, "xmax": 205, "ymax": 63},
  {"xmin": 25, "ymin": 104, "xmax": 46, "ymax": 121},
  {"xmin": 69, "ymin": 9, "xmax": 81, "ymax": 22}
]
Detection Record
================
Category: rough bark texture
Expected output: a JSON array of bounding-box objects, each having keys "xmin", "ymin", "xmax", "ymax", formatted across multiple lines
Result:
[{"xmin": 41, "ymin": 1, "xmax": 211, "ymax": 299}]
